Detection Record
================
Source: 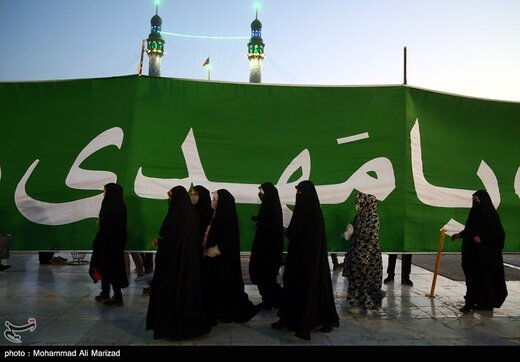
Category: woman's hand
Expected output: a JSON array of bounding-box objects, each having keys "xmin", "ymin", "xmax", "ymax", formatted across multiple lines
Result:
[
  {"xmin": 206, "ymin": 245, "xmax": 221, "ymax": 258},
  {"xmin": 343, "ymin": 223, "xmax": 354, "ymax": 240},
  {"xmin": 451, "ymin": 233, "xmax": 460, "ymax": 241},
  {"xmin": 473, "ymin": 235, "xmax": 481, "ymax": 243},
  {"xmin": 152, "ymin": 238, "xmax": 159, "ymax": 247}
]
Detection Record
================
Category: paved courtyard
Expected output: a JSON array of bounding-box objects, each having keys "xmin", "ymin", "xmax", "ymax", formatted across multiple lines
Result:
[{"xmin": 0, "ymin": 252, "xmax": 519, "ymax": 347}]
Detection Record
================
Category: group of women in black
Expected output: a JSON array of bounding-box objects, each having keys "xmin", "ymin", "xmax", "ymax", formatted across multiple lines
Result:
[
  {"xmin": 89, "ymin": 182, "xmax": 507, "ymax": 341},
  {"xmin": 146, "ymin": 181, "xmax": 338, "ymax": 340},
  {"xmin": 146, "ymin": 186, "xmax": 258, "ymax": 340},
  {"xmin": 89, "ymin": 180, "xmax": 339, "ymax": 341}
]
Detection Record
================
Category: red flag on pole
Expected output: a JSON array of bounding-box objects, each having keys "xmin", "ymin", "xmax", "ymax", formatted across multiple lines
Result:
[{"xmin": 202, "ymin": 57, "xmax": 210, "ymax": 67}]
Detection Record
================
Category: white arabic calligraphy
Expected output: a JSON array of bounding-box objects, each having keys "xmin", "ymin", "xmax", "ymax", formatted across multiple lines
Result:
[
  {"xmin": 411, "ymin": 119, "xmax": 502, "ymax": 234},
  {"xmin": 515, "ymin": 167, "xmax": 520, "ymax": 198},
  {"xmin": 411, "ymin": 119, "xmax": 500, "ymax": 208},
  {"xmin": 336, "ymin": 132, "xmax": 369, "ymax": 144},
  {"xmin": 12, "ymin": 121, "xmax": 508, "ymax": 228},
  {"xmin": 135, "ymin": 128, "xmax": 396, "ymax": 226},
  {"xmin": 14, "ymin": 128, "xmax": 123, "ymax": 225}
]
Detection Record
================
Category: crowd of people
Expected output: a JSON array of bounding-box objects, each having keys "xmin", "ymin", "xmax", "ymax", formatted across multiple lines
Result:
[
  {"xmin": 85, "ymin": 184, "xmax": 509, "ymax": 339},
  {"xmin": 85, "ymin": 180, "xmax": 343, "ymax": 340},
  {"xmin": 4, "ymin": 182, "xmax": 507, "ymax": 341}
]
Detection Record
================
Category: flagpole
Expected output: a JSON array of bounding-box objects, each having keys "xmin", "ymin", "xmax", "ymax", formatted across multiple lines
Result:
[
  {"xmin": 203, "ymin": 56, "xmax": 211, "ymax": 81},
  {"xmin": 403, "ymin": 46, "xmax": 407, "ymax": 85}
]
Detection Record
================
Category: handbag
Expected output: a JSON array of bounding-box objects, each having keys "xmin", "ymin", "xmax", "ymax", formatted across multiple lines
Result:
[{"xmin": 89, "ymin": 265, "xmax": 103, "ymax": 283}]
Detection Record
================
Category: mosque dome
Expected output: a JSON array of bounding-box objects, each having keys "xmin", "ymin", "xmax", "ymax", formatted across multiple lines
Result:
[
  {"xmin": 151, "ymin": 14, "xmax": 162, "ymax": 26},
  {"xmin": 251, "ymin": 18, "xmax": 262, "ymax": 30}
]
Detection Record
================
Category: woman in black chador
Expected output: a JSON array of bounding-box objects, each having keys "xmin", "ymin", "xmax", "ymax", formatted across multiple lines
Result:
[
  {"xmin": 202, "ymin": 189, "xmax": 258, "ymax": 325},
  {"xmin": 271, "ymin": 180, "xmax": 339, "ymax": 340},
  {"xmin": 452, "ymin": 189, "xmax": 508, "ymax": 312},
  {"xmin": 89, "ymin": 183, "xmax": 128, "ymax": 306},
  {"xmin": 146, "ymin": 186, "xmax": 210, "ymax": 340},
  {"xmin": 249, "ymin": 182, "xmax": 284, "ymax": 309}
]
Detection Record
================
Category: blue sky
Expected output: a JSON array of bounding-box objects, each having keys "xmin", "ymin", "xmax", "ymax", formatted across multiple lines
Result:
[{"xmin": 1, "ymin": 0, "xmax": 519, "ymax": 102}]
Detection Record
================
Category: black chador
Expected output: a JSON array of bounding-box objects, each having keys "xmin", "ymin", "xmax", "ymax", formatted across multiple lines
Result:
[
  {"xmin": 146, "ymin": 186, "xmax": 210, "ymax": 340},
  {"xmin": 458, "ymin": 190, "xmax": 508, "ymax": 311},
  {"xmin": 202, "ymin": 189, "xmax": 258, "ymax": 325},
  {"xmin": 249, "ymin": 182, "xmax": 284, "ymax": 309},
  {"xmin": 89, "ymin": 183, "xmax": 128, "ymax": 304},
  {"xmin": 272, "ymin": 180, "xmax": 339, "ymax": 340}
]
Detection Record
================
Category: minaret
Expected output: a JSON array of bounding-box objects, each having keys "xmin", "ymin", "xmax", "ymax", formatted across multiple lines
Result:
[
  {"xmin": 146, "ymin": 6, "xmax": 165, "ymax": 77},
  {"xmin": 247, "ymin": 10, "xmax": 265, "ymax": 83}
]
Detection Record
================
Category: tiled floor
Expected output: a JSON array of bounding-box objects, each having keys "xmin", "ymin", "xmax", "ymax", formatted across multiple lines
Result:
[{"xmin": 0, "ymin": 253, "xmax": 519, "ymax": 346}]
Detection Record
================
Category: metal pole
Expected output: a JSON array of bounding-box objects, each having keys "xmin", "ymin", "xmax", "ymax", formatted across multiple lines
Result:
[
  {"xmin": 137, "ymin": 39, "xmax": 145, "ymax": 76},
  {"xmin": 403, "ymin": 46, "xmax": 407, "ymax": 85}
]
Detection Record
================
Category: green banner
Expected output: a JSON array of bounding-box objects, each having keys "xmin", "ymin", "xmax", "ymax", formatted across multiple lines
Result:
[{"xmin": 0, "ymin": 76, "xmax": 518, "ymax": 252}]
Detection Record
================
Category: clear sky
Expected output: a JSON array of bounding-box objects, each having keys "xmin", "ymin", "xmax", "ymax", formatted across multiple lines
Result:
[{"xmin": 1, "ymin": 0, "xmax": 519, "ymax": 102}]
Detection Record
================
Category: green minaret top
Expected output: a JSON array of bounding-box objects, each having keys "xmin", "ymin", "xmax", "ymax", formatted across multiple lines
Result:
[
  {"xmin": 148, "ymin": 6, "xmax": 163, "ymax": 41},
  {"xmin": 147, "ymin": 6, "xmax": 164, "ymax": 55},
  {"xmin": 248, "ymin": 10, "xmax": 264, "ymax": 55}
]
